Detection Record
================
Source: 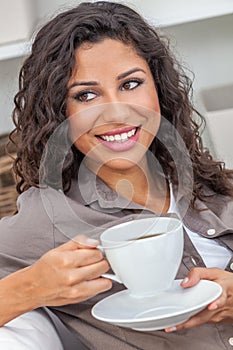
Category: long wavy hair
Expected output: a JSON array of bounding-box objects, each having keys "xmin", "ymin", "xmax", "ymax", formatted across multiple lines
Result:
[{"xmin": 10, "ymin": 1, "xmax": 233, "ymax": 207}]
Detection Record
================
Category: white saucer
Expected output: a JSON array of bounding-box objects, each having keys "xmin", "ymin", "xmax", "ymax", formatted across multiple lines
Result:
[{"xmin": 92, "ymin": 280, "xmax": 222, "ymax": 331}]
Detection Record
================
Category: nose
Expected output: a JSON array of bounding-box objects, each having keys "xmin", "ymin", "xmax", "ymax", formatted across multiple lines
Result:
[{"xmin": 100, "ymin": 91, "xmax": 131, "ymax": 124}]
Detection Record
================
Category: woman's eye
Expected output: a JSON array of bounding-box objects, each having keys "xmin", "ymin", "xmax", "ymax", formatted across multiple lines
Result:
[
  {"xmin": 122, "ymin": 79, "xmax": 142, "ymax": 91},
  {"xmin": 75, "ymin": 91, "xmax": 96, "ymax": 102}
]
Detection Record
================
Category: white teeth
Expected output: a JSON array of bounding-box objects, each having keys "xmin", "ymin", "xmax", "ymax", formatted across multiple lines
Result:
[
  {"xmin": 121, "ymin": 133, "xmax": 128, "ymax": 141},
  {"xmin": 100, "ymin": 128, "xmax": 136, "ymax": 142},
  {"xmin": 114, "ymin": 134, "xmax": 121, "ymax": 141}
]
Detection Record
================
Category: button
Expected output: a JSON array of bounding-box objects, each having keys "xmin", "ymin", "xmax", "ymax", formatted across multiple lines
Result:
[
  {"xmin": 207, "ymin": 229, "xmax": 216, "ymax": 236},
  {"xmin": 228, "ymin": 338, "xmax": 233, "ymax": 346},
  {"xmin": 230, "ymin": 263, "xmax": 233, "ymax": 271},
  {"xmin": 190, "ymin": 256, "xmax": 197, "ymax": 266}
]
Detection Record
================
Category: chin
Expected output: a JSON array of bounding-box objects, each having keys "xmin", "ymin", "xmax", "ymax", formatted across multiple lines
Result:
[
  {"xmin": 84, "ymin": 147, "xmax": 148, "ymax": 173},
  {"xmin": 102, "ymin": 157, "xmax": 144, "ymax": 172}
]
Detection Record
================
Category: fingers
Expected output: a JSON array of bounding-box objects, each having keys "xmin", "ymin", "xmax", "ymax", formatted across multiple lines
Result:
[
  {"xmin": 165, "ymin": 308, "xmax": 217, "ymax": 332},
  {"xmin": 165, "ymin": 268, "xmax": 233, "ymax": 333},
  {"xmin": 53, "ymin": 248, "xmax": 110, "ymax": 286},
  {"xmin": 41, "ymin": 248, "xmax": 109, "ymax": 280},
  {"xmin": 180, "ymin": 267, "xmax": 223, "ymax": 289},
  {"xmin": 208, "ymin": 289, "xmax": 228, "ymax": 311},
  {"xmin": 79, "ymin": 278, "xmax": 113, "ymax": 299},
  {"xmin": 66, "ymin": 259, "xmax": 110, "ymax": 286},
  {"xmin": 165, "ymin": 285, "xmax": 233, "ymax": 333},
  {"xmin": 51, "ymin": 259, "xmax": 112, "ymax": 305},
  {"xmin": 55, "ymin": 277, "xmax": 113, "ymax": 306},
  {"xmin": 35, "ymin": 249, "xmax": 111, "ymax": 307},
  {"xmin": 60, "ymin": 249, "xmax": 105, "ymax": 268},
  {"xmin": 56, "ymin": 235, "xmax": 99, "ymax": 251}
]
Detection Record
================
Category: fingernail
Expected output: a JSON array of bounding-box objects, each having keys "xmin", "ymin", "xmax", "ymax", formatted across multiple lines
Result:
[
  {"xmin": 165, "ymin": 326, "xmax": 177, "ymax": 332},
  {"xmin": 209, "ymin": 303, "xmax": 218, "ymax": 310},
  {"xmin": 181, "ymin": 277, "xmax": 189, "ymax": 285},
  {"xmin": 86, "ymin": 238, "xmax": 99, "ymax": 245}
]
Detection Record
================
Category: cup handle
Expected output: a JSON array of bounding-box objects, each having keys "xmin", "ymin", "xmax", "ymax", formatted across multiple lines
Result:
[
  {"xmin": 97, "ymin": 244, "xmax": 105, "ymax": 254},
  {"xmin": 101, "ymin": 273, "xmax": 123, "ymax": 284},
  {"xmin": 97, "ymin": 246, "xmax": 123, "ymax": 284}
]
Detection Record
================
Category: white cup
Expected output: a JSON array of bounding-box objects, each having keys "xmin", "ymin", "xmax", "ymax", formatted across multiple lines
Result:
[{"xmin": 100, "ymin": 216, "xmax": 183, "ymax": 297}]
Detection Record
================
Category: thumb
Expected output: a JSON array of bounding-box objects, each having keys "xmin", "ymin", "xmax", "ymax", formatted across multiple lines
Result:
[{"xmin": 181, "ymin": 267, "xmax": 222, "ymax": 288}]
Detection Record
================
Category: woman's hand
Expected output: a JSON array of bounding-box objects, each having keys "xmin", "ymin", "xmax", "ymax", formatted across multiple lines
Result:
[
  {"xmin": 165, "ymin": 267, "xmax": 233, "ymax": 332},
  {"xmin": 0, "ymin": 236, "xmax": 112, "ymax": 326},
  {"xmin": 28, "ymin": 236, "xmax": 112, "ymax": 307}
]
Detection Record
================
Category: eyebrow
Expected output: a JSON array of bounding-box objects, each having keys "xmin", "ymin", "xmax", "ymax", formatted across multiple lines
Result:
[
  {"xmin": 68, "ymin": 67, "xmax": 146, "ymax": 90},
  {"xmin": 117, "ymin": 67, "xmax": 146, "ymax": 80}
]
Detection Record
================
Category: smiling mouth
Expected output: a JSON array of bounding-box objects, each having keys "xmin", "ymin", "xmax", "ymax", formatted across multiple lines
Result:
[{"xmin": 96, "ymin": 127, "xmax": 138, "ymax": 143}]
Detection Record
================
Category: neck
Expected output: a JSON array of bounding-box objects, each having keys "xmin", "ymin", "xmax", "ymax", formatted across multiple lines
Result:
[{"xmin": 85, "ymin": 157, "xmax": 170, "ymax": 213}]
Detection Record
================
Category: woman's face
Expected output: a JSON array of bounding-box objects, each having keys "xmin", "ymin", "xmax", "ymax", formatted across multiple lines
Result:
[{"xmin": 66, "ymin": 38, "xmax": 161, "ymax": 171}]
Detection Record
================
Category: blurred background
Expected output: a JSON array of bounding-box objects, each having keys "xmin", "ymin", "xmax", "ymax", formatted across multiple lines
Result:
[{"xmin": 0, "ymin": 0, "xmax": 233, "ymax": 217}]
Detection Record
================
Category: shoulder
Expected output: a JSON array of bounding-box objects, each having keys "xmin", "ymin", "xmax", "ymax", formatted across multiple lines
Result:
[
  {"xmin": 14, "ymin": 186, "xmax": 55, "ymax": 223},
  {"xmin": 0, "ymin": 187, "xmax": 58, "ymax": 277},
  {"xmin": 0, "ymin": 186, "xmax": 57, "ymax": 243}
]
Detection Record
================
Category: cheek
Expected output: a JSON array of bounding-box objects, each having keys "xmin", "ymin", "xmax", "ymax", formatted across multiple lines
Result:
[
  {"xmin": 68, "ymin": 115, "xmax": 94, "ymax": 157},
  {"xmin": 141, "ymin": 122, "xmax": 160, "ymax": 145},
  {"xmin": 140, "ymin": 108, "xmax": 161, "ymax": 145},
  {"xmin": 67, "ymin": 106, "xmax": 98, "ymax": 143},
  {"xmin": 73, "ymin": 135, "xmax": 90, "ymax": 155},
  {"xmin": 133, "ymin": 87, "xmax": 160, "ymax": 114},
  {"xmin": 146, "ymin": 89, "xmax": 160, "ymax": 113}
]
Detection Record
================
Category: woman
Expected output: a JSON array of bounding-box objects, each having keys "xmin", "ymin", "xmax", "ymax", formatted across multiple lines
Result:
[{"xmin": 0, "ymin": 1, "xmax": 233, "ymax": 349}]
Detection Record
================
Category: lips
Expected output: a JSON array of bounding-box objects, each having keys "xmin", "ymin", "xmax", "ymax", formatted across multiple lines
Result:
[
  {"xmin": 96, "ymin": 126, "xmax": 138, "ymax": 143},
  {"xmin": 96, "ymin": 126, "xmax": 140, "ymax": 152}
]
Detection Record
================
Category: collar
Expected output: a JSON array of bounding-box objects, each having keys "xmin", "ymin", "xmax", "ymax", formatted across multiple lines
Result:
[{"xmin": 68, "ymin": 163, "xmax": 145, "ymax": 212}]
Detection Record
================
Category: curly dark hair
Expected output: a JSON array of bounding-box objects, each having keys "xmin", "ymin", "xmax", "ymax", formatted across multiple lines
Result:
[{"xmin": 10, "ymin": 0, "xmax": 233, "ymax": 207}]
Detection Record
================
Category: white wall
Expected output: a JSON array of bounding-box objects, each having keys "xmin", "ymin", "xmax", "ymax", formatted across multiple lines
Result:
[
  {"xmin": 0, "ymin": 1, "xmax": 233, "ymax": 135},
  {"xmin": 163, "ymin": 14, "xmax": 233, "ymax": 95},
  {"xmin": 35, "ymin": 0, "xmax": 81, "ymax": 21},
  {"xmin": 163, "ymin": 14, "xmax": 233, "ymax": 163},
  {"xmin": 0, "ymin": 57, "xmax": 24, "ymax": 135}
]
